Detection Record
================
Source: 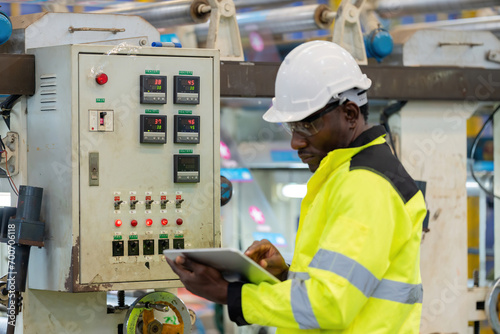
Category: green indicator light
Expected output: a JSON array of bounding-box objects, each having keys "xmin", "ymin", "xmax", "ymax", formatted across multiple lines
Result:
[
  {"xmin": 159, "ymin": 234, "xmax": 168, "ymax": 239},
  {"xmin": 113, "ymin": 235, "xmax": 122, "ymax": 240},
  {"xmin": 96, "ymin": 98, "xmax": 105, "ymax": 103},
  {"xmin": 174, "ymin": 234, "xmax": 184, "ymax": 239},
  {"xmin": 146, "ymin": 70, "xmax": 160, "ymax": 74},
  {"xmin": 179, "ymin": 149, "xmax": 193, "ymax": 154},
  {"xmin": 178, "ymin": 110, "xmax": 192, "ymax": 115},
  {"xmin": 129, "ymin": 235, "xmax": 138, "ymax": 240},
  {"xmin": 179, "ymin": 71, "xmax": 193, "ymax": 75},
  {"xmin": 145, "ymin": 109, "xmax": 160, "ymax": 114}
]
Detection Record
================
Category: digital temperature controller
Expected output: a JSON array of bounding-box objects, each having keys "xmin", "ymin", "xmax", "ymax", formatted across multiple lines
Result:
[
  {"xmin": 140, "ymin": 75, "xmax": 167, "ymax": 104},
  {"xmin": 174, "ymin": 155, "xmax": 200, "ymax": 183},
  {"xmin": 174, "ymin": 115, "xmax": 200, "ymax": 144},
  {"xmin": 140, "ymin": 114, "xmax": 167, "ymax": 143},
  {"xmin": 174, "ymin": 76, "xmax": 200, "ymax": 104}
]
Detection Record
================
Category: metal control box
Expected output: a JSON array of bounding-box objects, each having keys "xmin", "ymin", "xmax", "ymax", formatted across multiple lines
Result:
[{"xmin": 26, "ymin": 44, "xmax": 220, "ymax": 292}]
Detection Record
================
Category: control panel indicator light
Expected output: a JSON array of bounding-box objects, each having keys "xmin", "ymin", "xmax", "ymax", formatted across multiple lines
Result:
[
  {"xmin": 146, "ymin": 218, "xmax": 153, "ymax": 226},
  {"xmin": 115, "ymin": 219, "xmax": 123, "ymax": 227},
  {"xmin": 176, "ymin": 218, "xmax": 183, "ymax": 226},
  {"xmin": 131, "ymin": 220, "xmax": 138, "ymax": 227},
  {"xmin": 96, "ymin": 73, "xmax": 108, "ymax": 85},
  {"xmin": 161, "ymin": 219, "xmax": 168, "ymax": 226}
]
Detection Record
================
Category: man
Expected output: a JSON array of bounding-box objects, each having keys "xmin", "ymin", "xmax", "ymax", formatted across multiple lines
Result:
[{"xmin": 166, "ymin": 41, "xmax": 427, "ymax": 333}]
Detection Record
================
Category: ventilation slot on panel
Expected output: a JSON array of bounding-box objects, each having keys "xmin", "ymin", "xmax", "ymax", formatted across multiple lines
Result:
[{"xmin": 40, "ymin": 74, "xmax": 57, "ymax": 111}]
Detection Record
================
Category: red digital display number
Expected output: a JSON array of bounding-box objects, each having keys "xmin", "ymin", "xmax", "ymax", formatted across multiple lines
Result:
[{"xmin": 155, "ymin": 118, "xmax": 162, "ymax": 125}]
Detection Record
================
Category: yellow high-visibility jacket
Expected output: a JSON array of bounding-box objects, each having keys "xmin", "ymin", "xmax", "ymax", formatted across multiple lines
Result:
[{"xmin": 228, "ymin": 126, "xmax": 427, "ymax": 333}]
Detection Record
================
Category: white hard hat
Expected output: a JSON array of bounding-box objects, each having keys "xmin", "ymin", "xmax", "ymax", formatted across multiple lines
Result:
[{"xmin": 263, "ymin": 40, "xmax": 372, "ymax": 123}]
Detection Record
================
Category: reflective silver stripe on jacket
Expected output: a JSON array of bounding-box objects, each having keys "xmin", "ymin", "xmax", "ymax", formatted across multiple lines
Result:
[
  {"xmin": 309, "ymin": 249, "xmax": 423, "ymax": 304},
  {"xmin": 290, "ymin": 279, "xmax": 320, "ymax": 329},
  {"xmin": 288, "ymin": 271, "xmax": 310, "ymax": 280},
  {"xmin": 372, "ymin": 278, "xmax": 423, "ymax": 304}
]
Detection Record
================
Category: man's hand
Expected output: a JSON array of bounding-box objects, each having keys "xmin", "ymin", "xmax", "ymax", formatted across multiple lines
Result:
[
  {"xmin": 166, "ymin": 256, "xmax": 229, "ymax": 304},
  {"xmin": 245, "ymin": 239, "xmax": 289, "ymax": 281}
]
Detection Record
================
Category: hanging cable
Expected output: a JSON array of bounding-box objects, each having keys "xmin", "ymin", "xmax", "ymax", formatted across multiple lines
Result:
[
  {"xmin": 0, "ymin": 95, "xmax": 20, "ymax": 130},
  {"xmin": 469, "ymin": 105, "xmax": 500, "ymax": 199},
  {"xmin": 0, "ymin": 136, "xmax": 18, "ymax": 196},
  {"xmin": 380, "ymin": 101, "xmax": 407, "ymax": 160}
]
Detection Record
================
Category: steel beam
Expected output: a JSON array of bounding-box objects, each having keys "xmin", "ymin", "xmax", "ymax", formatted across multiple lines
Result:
[
  {"xmin": 3, "ymin": 58, "xmax": 500, "ymax": 101},
  {"xmin": 221, "ymin": 61, "xmax": 500, "ymax": 101},
  {"xmin": 0, "ymin": 54, "xmax": 35, "ymax": 95}
]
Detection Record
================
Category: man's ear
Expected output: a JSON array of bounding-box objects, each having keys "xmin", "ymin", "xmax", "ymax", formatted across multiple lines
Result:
[{"xmin": 343, "ymin": 101, "xmax": 361, "ymax": 125}]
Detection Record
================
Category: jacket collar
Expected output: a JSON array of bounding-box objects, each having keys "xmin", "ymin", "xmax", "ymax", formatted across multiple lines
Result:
[
  {"xmin": 348, "ymin": 125, "xmax": 387, "ymax": 148},
  {"xmin": 302, "ymin": 125, "xmax": 388, "ymax": 209}
]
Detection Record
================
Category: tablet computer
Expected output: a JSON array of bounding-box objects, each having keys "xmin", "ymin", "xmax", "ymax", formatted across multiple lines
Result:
[{"xmin": 164, "ymin": 248, "xmax": 280, "ymax": 285}]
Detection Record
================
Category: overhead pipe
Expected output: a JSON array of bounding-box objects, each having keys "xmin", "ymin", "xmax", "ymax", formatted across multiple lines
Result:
[
  {"xmin": 376, "ymin": 0, "xmax": 500, "ymax": 19},
  {"xmin": 195, "ymin": 4, "xmax": 334, "ymax": 43},
  {"xmin": 94, "ymin": 0, "xmax": 211, "ymax": 28},
  {"xmin": 391, "ymin": 15, "xmax": 500, "ymax": 39},
  {"xmin": 232, "ymin": 0, "xmax": 298, "ymax": 9}
]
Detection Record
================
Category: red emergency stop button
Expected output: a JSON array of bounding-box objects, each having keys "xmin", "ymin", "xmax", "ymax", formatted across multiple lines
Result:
[
  {"xmin": 131, "ymin": 220, "xmax": 138, "ymax": 227},
  {"xmin": 176, "ymin": 218, "xmax": 183, "ymax": 225},
  {"xmin": 96, "ymin": 73, "xmax": 108, "ymax": 85},
  {"xmin": 146, "ymin": 218, "xmax": 153, "ymax": 226},
  {"xmin": 115, "ymin": 219, "xmax": 122, "ymax": 227},
  {"xmin": 161, "ymin": 219, "xmax": 168, "ymax": 226}
]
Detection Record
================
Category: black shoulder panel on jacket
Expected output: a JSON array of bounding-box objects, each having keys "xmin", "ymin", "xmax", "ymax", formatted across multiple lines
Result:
[{"xmin": 349, "ymin": 143, "xmax": 419, "ymax": 203}]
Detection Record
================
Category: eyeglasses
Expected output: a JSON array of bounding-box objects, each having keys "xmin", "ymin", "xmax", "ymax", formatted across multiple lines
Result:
[{"xmin": 283, "ymin": 101, "xmax": 340, "ymax": 137}]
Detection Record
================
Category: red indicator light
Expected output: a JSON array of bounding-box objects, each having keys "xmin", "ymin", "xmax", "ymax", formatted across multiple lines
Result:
[
  {"xmin": 115, "ymin": 219, "xmax": 122, "ymax": 227},
  {"xmin": 146, "ymin": 219, "xmax": 153, "ymax": 226},
  {"xmin": 131, "ymin": 220, "xmax": 138, "ymax": 227},
  {"xmin": 176, "ymin": 218, "xmax": 183, "ymax": 225},
  {"xmin": 161, "ymin": 219, "xmax": 168, "ymax": 226},
  {"xmin": 96, "ymin": 73, "xmax": 108, "ymax": 85}
]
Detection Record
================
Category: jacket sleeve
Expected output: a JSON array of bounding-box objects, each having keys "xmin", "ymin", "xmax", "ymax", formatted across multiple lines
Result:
[{"xmin": 227, "ymin": 170, "xmax": 416, "ymax": 330}]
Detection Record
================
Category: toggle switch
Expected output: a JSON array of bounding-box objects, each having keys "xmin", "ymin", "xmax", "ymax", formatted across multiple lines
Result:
[
  {"xmin": 145, "ymin": 196, "xmax": 153, "ymax": 210},
  {"xmin": 130, "ymin": 198, "xmax": 139, "ymax": 210},
  {"xmin": 175, "ymin": 199, "xmax": 184, "ymax": 209},
  {"xmin": 160, "ymin": 199, "xmax": 169, "ymax": 210},
  {"xmin": 114, "ymin": 200, "xmax": 123, "ymax": 210}
]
